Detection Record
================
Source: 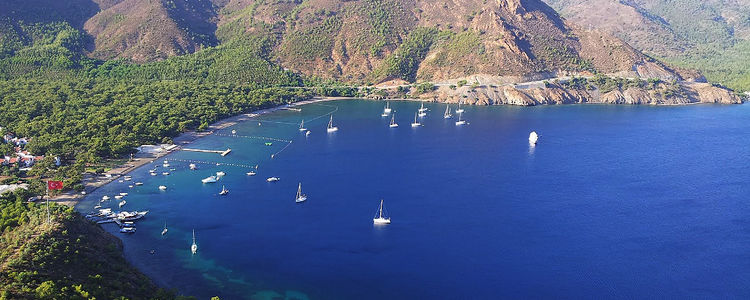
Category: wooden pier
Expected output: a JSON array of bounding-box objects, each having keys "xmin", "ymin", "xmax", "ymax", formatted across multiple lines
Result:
[{"xmin": 181, "ymin": 148, "xmax": 232, "ymax": 156}]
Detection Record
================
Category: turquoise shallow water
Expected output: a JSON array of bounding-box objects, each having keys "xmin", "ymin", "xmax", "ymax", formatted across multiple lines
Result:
[{"xmin": 78, "ymin": 100, "xmax": 750, "ymax": 299}]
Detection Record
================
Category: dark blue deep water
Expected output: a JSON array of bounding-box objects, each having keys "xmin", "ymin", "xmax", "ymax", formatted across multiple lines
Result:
[{"xmin": 77, "ymin": 100, "xmax": 750, "ymax": 299}]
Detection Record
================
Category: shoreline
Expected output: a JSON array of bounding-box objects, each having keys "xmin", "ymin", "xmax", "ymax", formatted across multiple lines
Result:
[{"xmin": 55, "ymin": 96, "xmax": 347, "ymax": 207}]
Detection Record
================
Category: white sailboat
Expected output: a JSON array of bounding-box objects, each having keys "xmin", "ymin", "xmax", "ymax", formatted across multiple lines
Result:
[
  {"xmin": 191, "ymin": 230, "xmax": 198, "ymax": 254},
  {"xmin": 161, "ymin": 222, "xmax": 168, "ymax": 235},
  {"xmin": 455, "ymin": 111, "xmax": 466, "ymax": 125},
  {"xmin": 295, "ymin": 183, "xmax": 307, "ymax": 203},
  {"xmin": 411, "ymin": 112, "xmax": 421, "ymax": 127},
  {"xmin": 529, "ymin": 131, "xmax": 539, "ymax": 145},
  {"xmin": 444, "ymin": 104, "xmax": 453, "ymax": 119},
  {"xmin": 219, "ymin": 185, "xmax": 229, "ymax": 195},
  {"xmin": 373, "ymin": 199, "xmax": 391, "ymax": 225},
  {"xmin": 389, "ymin": 113, "xmax": 399, "ymax": 128},
  {"xmin": 418, "ymin": 101, "xmax": 428, "ymax": 112},
  {"xmin": 456, "ymin": 101, "xmax": 465, "ymax": 113},
  {"xmin": 299, "ymin": 120, "xmax": 307, "ymax": 131},
  {"xmin": 327, "ymin": 115, "xmax": 339, "ymax": 132},
  {"xmin": 383, "ymin": 101, "xmax": 392, "ymax": 114}
]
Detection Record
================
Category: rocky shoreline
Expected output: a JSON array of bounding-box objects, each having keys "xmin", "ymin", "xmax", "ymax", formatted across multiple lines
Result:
[{"xmin": 422, "ymin": 81, "xmax": 743, "ymax": 106}]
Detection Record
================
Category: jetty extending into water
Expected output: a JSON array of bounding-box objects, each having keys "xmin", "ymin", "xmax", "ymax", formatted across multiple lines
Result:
[{"xmin": 181, "ymin": 148, "xmax": 232, "ymax": 156}]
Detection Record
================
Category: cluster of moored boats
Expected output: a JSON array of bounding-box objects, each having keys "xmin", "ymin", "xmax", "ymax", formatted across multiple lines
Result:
[
  {"xmin": 85, "ymin": 208, "xmax": 148, "ymax": 233},
  {"xmin": 378, "ymin": 101, "xmax": 469, "ymax": 128},
  {"xmin": 86, "ymin": 101, "xmax": 543, "ymax": 251}
]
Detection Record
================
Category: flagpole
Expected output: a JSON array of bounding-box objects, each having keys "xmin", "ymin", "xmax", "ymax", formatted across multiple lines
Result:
[{"xmin": 46, "ymin": 182, "xmax": 50, "ymax": 224}]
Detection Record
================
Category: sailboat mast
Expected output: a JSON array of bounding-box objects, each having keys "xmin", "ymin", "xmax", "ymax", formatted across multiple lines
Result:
[{"xmin": 379, "ymin": 199, "xmax": 384, "ymax": 218}]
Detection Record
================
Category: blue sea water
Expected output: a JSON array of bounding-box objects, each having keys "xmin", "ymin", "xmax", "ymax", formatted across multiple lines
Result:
[{"xmin": 77, "ymin": 100, "xmax": 750, "ymax": 299}]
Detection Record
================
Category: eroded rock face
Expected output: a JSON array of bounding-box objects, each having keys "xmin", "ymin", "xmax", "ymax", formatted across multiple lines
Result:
[{"xmin": 419, "ymin": 82, "xmax": 743, "ymax": 106}]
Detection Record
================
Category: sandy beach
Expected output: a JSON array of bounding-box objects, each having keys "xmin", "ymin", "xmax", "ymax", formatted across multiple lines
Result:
[{"xmin": 52, "ymin": 96, "xmax": 346, "ymax": 207}]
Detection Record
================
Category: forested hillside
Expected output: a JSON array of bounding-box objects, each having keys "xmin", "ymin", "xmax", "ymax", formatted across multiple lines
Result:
[
  {"xmin": 0, "ymin": 189, "xmax": 192, "ymax": 299},
  {"xmin": 544, "ymin": 0, "xmax": 750, "ymax": 91}
]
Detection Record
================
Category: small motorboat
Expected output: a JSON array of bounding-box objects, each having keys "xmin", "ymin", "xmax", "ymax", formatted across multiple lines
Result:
[
  {"xmin": 266, "ymin": 177, "xmax": 280, "ymax": 182},
  {"xmin": 135, "ymin": 182, "xmax": 143, "ymax": 186},
  {"xmin": 216, "ymin": 171, "xmax": 226, "ymax": 177},
  {"xmin": 202, "ymin": 176, "xmax": 218, "ymax": 183},
  {"xmin": 102, "ymin": 196, "xmax": 110, "ymax": 201},
  {"xmin": 120, "ymin": 227, "xmax": 136, "ymax": 234},
  {"xmin": 246, "ymin": 171, "xmax": 256, "ymax": 176},
  {"xmin": 189, "ymin": 163, "xmax": 197, "ymax": 170},
  {"xmin": 119, "ymin": 200, "xmax": 126, "ymax": 208},
  {"xmin": 119, "ymin": 192, "xmax": 128, "ymax": 196},
  {"xmin": 114, "ymin": 195, "xmax": 123, "ymax": 200},
  {"xmin": 158, "ymin": 185, "xmax": 167, "ymax": 191},
  {"xmin": 529, "ymin": 131, "xmax": 539, "ymax": 145},
  {"xmin": 162, "ymin": 172, "xmax": 170, "ymax": 176}
]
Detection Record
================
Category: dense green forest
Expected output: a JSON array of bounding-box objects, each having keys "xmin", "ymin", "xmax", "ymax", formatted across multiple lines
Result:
[{"xmin": 0, "ymin": 189, "xmax": 195, "ymax": 299}]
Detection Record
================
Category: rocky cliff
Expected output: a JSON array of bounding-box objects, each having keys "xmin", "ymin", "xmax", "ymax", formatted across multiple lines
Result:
[{"xmin": 385, "ymin": 81, "xmax": 743, "ymax": 105}]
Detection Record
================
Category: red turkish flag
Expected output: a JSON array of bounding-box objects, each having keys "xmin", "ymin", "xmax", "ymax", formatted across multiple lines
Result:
[{"xmin": 47, "ymin": 180, "xmax": 63, "ymax": 190}]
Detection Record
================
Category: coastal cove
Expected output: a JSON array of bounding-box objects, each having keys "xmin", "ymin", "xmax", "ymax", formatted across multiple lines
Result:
[{"xmin": 76, "ymin": 100, "xmax": 750, "ymax": 299}]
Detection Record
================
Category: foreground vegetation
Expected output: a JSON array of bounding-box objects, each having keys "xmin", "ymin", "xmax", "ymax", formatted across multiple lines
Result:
[{"xmin": 0, "ymin": 190, "xmax": 193, "ymax": 299}]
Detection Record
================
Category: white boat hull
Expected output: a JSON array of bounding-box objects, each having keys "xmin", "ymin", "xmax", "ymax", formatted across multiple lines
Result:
[
  {"xmin": 455, "ymin": 120, "xmax": 466, "ymax": 125},
  {"xmin": 327, "ymin": 127, "xmax": 338, "ymax": 132},
  {"xmin": 296, "ymin": 196, "xmax": 307, "ymax": 203},
  {"xmin": 411, "ymin": 123, "xmax": 421, "ymax": 127},
  {"xmin": 389, "ymin": 124, "xmax": 399, "ymax": 128},
  {"xmin": 373, "ymin": 218, "xmax": 391, "ymax": 225}
]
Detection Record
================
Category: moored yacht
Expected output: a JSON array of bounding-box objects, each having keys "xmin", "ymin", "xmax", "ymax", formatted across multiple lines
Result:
[
  {"xmin": 327, "ymin": 115, "xmax": 339, "ymax": 132},
  {"xmin": 202, "ymin": 176, "xmax": 218, "ymax": 183},
  {"xmin": 295, "ymin": 183, "xmax": 307, "ymax": 203},
  {"xmin": 383, "ymin": 101, "xmax": 392, "ymax": 114},
  {"xmin": 216, "ymin": 171, "xmax": 226, "ymax": 177},
  {"xmin": 162, "ymin": 222, "xmax": 168, "ymax": 235},
  {"xmin": 444, "ymin": 104, "xmax": 452, "ymax": 119},
  {"xmin": 418, "ymin": 101, "xmax": 428, "ymax": 112},
  {"xmin": 411, "ymin": 112, "xmax": 421, "ymax": 127},
  {"xmin": 158, "ymin": 185, "xmax": 167, "ymax": 191},
  {"xmin": 135, "ymin": 182, "xmax": 143, "ymax": 186},
  {"xmin": 189, "ymin": 163, "xmax": 197, "ymax": 170},
  {"xmin": 455, "ymin": 101, "xmax": 465, "ymax": 113},
  {"xmin": 373, "ymin": 199, "xmax": 391, "ymax": 225},
  {"xmin": 102, "ymin": 195, "xmax": 110, "ymax": 201},
  {"xmin": 246, "ymin": 171, "xmax": 256, "ymax": 176},
  {"xmin": 455, "ymin": 111, "xmax": 467, "ymax": 126},
  {"xmin": 119, "ymin": 200, "xmax": 126, "ymax": 208},
  {"xmin": 389, "ymin": 113, "xmax": 399, "ymax": 128},
  {"xmin": 266, "ymin": 176, "xmax": 280, "ymax": 182},
  {"xmin": 219, "ymin": 185, "xmax": 229, "ymax": 195},
  {"xmin": 299, "ymin": 120, "xmax": 307, "ymax": 131}
]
